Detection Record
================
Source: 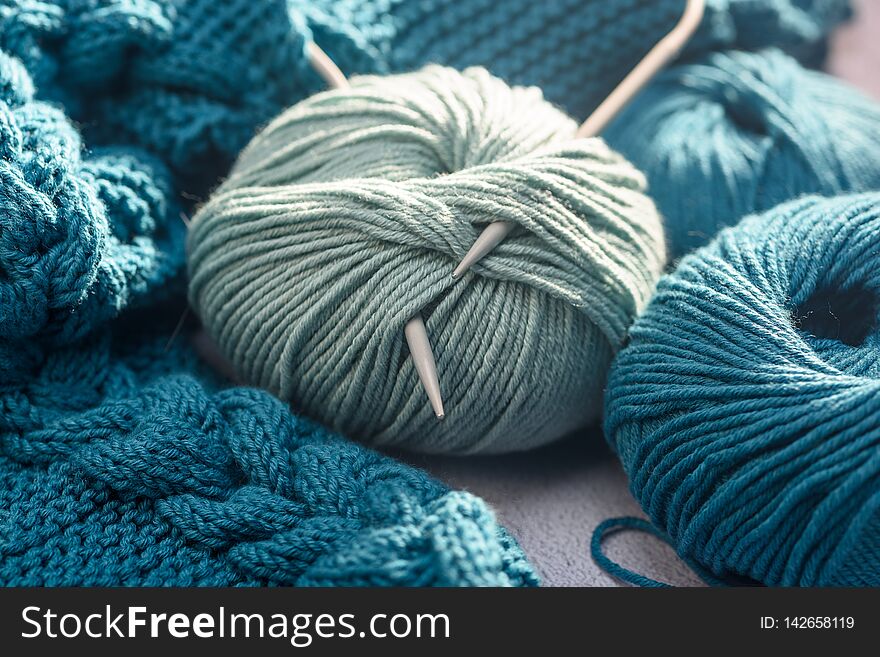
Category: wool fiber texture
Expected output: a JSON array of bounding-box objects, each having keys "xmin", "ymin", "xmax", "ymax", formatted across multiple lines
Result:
[
  {"xmin": 605, "ymin": 48, "xmax": 880, "ymax": 258},
  {"xmin": 188, "ymin": 67, "xmax": 666, "ymax": 454},
  {"xmin": 605, "ymin": 193, "xmax": 880, "ymax": 586}
]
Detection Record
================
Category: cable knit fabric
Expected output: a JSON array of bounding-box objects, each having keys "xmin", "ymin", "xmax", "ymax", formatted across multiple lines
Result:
[
  {"xmin": 0, "ymin": 316, "xmax": 538, "ymax": 586},
  {"xmin": 0, "ymin": 51, "xmax": 184, "ymax": 358}
]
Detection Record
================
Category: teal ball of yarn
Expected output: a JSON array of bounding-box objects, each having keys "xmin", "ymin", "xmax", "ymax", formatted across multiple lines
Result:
[
  {"xmin": 605, "ymin": 192, "xmax": 880, "ymax": 586},
  {"xmin": 605, "ymin": 48, "xmax": 880, "ymax": 259},
  {"xmin": 188, "ymin": 66, "xmax": 665, "ymax": 454}
]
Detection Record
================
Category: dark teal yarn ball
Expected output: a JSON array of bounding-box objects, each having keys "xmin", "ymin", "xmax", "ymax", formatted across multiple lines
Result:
[
  {"xmin": 685, "ymin": 0, "xmax": 852, "ymax": 67},
  {"xmin": 605, "ymin": 193, "xmax": 880, "ymax": 586},
  {"xmin": 605, "ymin": 49, "xmax": 880, "ymax": 259}
]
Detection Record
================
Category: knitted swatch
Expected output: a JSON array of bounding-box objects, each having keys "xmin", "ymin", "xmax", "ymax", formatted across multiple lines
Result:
[
  {"xmin": 604, "ymin": 193, "xmax": 880, "ymax": 586},
  {"xmin": 0, "ymin": 0, "xmax": 851, "ymax": 198},
  {"xmin": 187, "ymin": 66, "xmax": 665, "ymax": 454}
]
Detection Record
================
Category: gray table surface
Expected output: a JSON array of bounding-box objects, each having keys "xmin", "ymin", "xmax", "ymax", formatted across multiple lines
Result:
[{"xmin": 406, "ymin": 435, "xmax": 705, "ymax": 586}]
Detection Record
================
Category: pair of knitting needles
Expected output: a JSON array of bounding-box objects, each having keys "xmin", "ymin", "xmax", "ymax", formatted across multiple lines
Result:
[{"xmin": 308, "ymin": 0, "xmax": 705, "ymax": 420}]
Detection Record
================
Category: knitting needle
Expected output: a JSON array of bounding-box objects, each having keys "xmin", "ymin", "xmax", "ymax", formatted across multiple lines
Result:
[
  {"xmin": 307, "ymin": 42, "xmax": 445, "ymax": 419},
  {"xmin": 451, "ymin": 0, "xmax": 706, "ymax": 279},
  {"xmin": 307, "ymin": 42, "xmax": 349, "ymax": 91}
]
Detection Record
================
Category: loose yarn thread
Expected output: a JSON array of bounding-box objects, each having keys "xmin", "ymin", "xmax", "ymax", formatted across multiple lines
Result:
[
  {"xmin": 604, "ymin": 193, "xmax": 880, "ymax": 586},
  {"xmin": 188, "ymin": 66, "xmax": 666, "ymax": 454},
  {"xmin": 605, "ymin": 48, "xmax": 880, "ymax": 258}
]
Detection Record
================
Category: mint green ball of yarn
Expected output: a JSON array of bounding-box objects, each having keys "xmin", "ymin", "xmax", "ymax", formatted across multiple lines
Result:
[{"xmin": 187, "ymin": 66, "xmax": 665, "ymax": 454}]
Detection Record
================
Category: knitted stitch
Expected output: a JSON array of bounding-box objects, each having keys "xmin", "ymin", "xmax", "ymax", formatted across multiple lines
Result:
[
  {"xmin": 187, "ymin": 66, "xmax": 665, "ymax": 454},
  {"xmin": 0, "ymin": 1, "xmax": 851, "ymax": 195},
  {"xmin": 0, "ymin": 51, "xmax": 184, "ymax": 355},
  {"xmin": 0, "ymin": 314, "xmax": 538, "ymax": 586},
  {"xmin": 604, "ymin": 193, "xmax": 880, "ymax": 586}
]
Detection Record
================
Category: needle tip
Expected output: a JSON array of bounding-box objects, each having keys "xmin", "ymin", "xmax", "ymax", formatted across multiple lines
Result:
[
  {"xmin": 453, "ymin": 221, "xmax": 514, "ymax": 280},
  {"xmin": 404, "ymin": 314, "xmax": 446, "ymax": 422},
  {"xmin": 452, "ymin": 259, "xmax": 471, "ymax": 281},
  {"xmin": 429, "ymin": 393, "xmax": 445, "ymax": 420}
]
